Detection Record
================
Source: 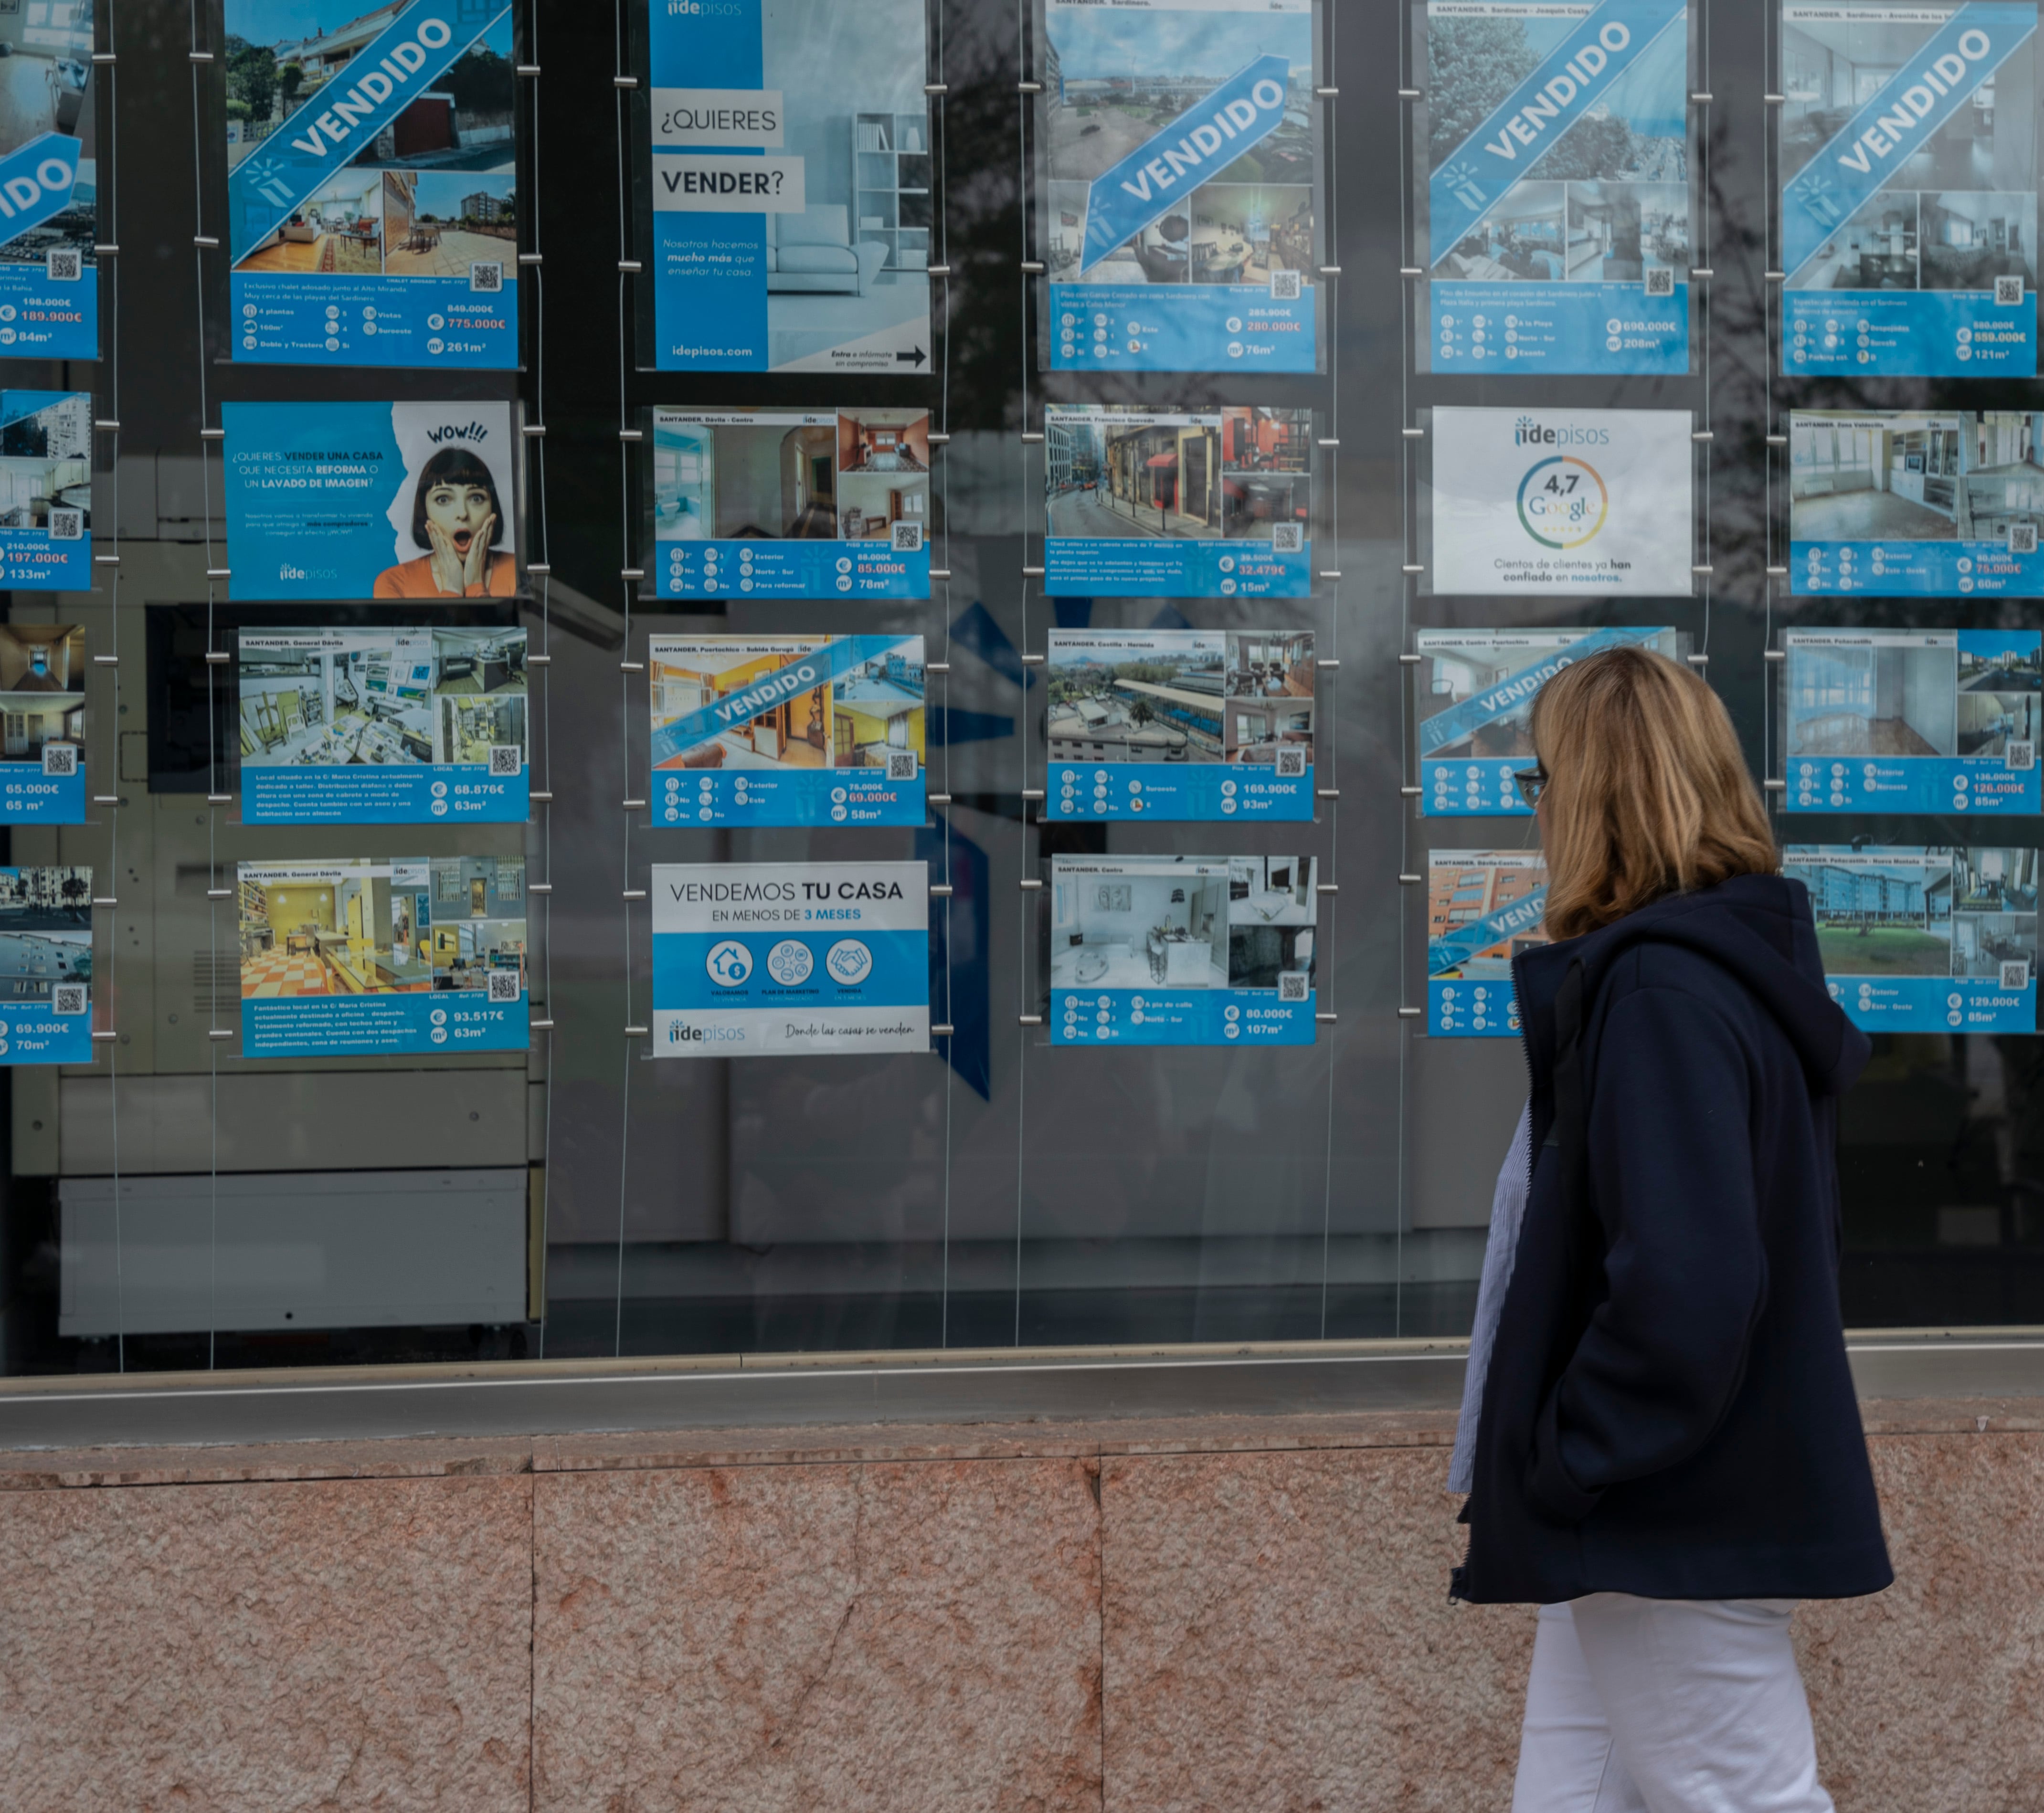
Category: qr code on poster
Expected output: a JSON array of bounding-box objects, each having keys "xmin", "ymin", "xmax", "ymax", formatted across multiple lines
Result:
[
  {"xmin": 470, "ymin": 262, "xmax": 503, "ymax": 293},
  {"xmin": 1998, "ymin": 274, "xmax": 2026, "ymax": 306},
  {"xmin": 891, "ymin": 521, "xmax": 923, "ymax": 553},
  {"xmin": 51, "ymin": 983, "xmax": 85, "ymax": 1016},
  {"xmin": 47, "ymin": 508, "xmax": 81, "ymax": 541},
  {"xmin": 886, "ymin": 750, "xmax": 918, "ymax": 781},
  {"xmin": 1270, "ymin": 522, "xmax": 1303, "ymax": 554},
  {"xmin": 1269, "ymin": 269, "xmax": 1301, "ymax": 301},
  {"xmin": 2011, "ymin": 522, "xmax": 2038, "ymax": 555},
  {"xmin": 2009, "ymin": 741, "xmax": 2035, "ymax": 771},
  {"xmin": 1644, "ymin": 267, "xmax": 1674, "ymax": 298},
  {"xmin": 488, "ymin": 744, "xmax": 523, "ymax": 776},
  {"xmin": 45, "ymin": 247, "xmax": 80, "ymax": 282},
  {"xmin": 486, "ymin": 969, "xmax": 522, "ymax": 1003},
  {"xmin": 41, "ymin": 743, "xmax": 76, "ymax": 777},
  {"xmin": 2003, "ymin": 960, "xmax": 2032, "ymax": 991},
  {"xmin": 1278, "ymin": 972, "xmax": 1309, "ymax": 1003},
  {"xmin": 1274, "ymin": 748, "xmax": 1306, "ymax": 779}
]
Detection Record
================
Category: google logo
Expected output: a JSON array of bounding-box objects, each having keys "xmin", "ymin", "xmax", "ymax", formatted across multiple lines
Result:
[{"xmin": 1516, "ymin": 455, "xmax": 1610, "ymax": 549}]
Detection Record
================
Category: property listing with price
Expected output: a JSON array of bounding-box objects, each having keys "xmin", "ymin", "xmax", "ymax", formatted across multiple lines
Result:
[
  {"xmin": 1421, "ymin": 0, "xmax": 1692, "ymax": 374},
  {"xmin": 1038, "ymin": 0, "xmax": 1321, "ymax": 373},
  {"xmin": 0, "ymin": 866, "xmax": 93, "ymax": 1065},
  {"xmin": 237, "ymin": 855, "xmax": 527, "ymax": 1057},
  {"xmin": 1784, "ymin": 843, "xmax": 2038, "ymax": 1031},
  {"xmin": 237, "ymin": 626, "xmax": 528, "ymax": 824},
  {"xmin": 648, "ymin": 410, "xmax": 930, "ymax": 598},
  {"xmin": 1781, "ymin": 0, "xmax": 2040, "ymax": 377},
  {"xmin": 1427, "ymin": 850, "xmax": 1550, "ymax": 1037},
  {"xmin": 0, "ymin": 0, "xmax": 95, "ymax": 359},
  {"xmin": 222, "ymin": 0, "xmax": 519, "ymax": 368},
  {"xmin": 0, "ymin": 391, "xmax": 89, "ymax": 590},
  {"xmin": 0, "ymin": 625, "xmax": 85, "ymax": 823},
  {"xmin": 1045, "ymin": 631, "xmax": 1314, "ymax": 822}
]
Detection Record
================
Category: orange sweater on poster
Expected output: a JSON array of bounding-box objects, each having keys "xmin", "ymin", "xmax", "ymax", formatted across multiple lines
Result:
[{"xmin": 373, "ymin": 551, "xmax": 518, "ymax": 598}]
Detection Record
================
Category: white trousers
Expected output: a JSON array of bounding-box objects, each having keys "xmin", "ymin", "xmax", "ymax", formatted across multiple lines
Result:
[{"xmin": 1510, "ymin": 1594, "xmax": 1834, "ymax": 1813}]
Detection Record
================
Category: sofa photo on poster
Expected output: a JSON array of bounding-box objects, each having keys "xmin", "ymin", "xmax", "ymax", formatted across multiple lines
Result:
[
  {"xmin": 0, "ymin": 0, "xmax": 95, "ymax": 360},
  {"xmin": 646, "ymin": 0, "xmax": 933, "ymax": 372},
  {"xmin": 0, "ymin": 623, "xmax": 85, "ymax": 822},
  {"xmin": 0, "ymin": 865, "xmax": 93, "ymax": 1065},
  {"xmin": 1426, "ymin": 849, "xmax": 1549, "ymax": 1036},
  {"xmin": 223, "ymin": 400, "xmax": 518, "ymax": 601},
  {"xmin": 223, "ymin": 0, "xmax": 519, "ymax": 368}
]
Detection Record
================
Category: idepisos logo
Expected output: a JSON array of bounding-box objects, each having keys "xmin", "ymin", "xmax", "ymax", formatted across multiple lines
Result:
[{"xmin": 1513, "ymin": 418, "xmax": 1610, "ymax": 550}]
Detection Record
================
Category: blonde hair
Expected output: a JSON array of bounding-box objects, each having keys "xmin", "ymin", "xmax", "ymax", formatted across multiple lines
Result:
[{"xmin": 1531, "ymin": 645, "xmax": 1776, "ymax": 940}]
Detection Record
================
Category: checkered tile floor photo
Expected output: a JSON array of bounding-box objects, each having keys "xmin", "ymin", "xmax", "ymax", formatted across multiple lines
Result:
[{"xmin": 240, "ymin": 949, "xmax": 334, "ymax": 998}]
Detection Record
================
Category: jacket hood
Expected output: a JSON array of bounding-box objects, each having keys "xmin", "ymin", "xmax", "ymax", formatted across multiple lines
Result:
[{"xmin": 1514, "ymin": 873, "xmax": 1871, "ymax": 1097}]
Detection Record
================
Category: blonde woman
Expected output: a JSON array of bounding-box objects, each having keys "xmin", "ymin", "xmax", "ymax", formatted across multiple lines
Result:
[{"xmin": 1448, "ymin": 647, "xmax": 1891, "ymax": 1812}]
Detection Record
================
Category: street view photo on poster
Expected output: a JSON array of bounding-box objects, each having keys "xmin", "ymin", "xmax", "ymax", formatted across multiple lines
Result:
[
  {"xmin": 1043, "ymin": 406, "xmax": 1311, "ymax": 595},
  {"xmin": 1785, "ymin": 844, "xmax": 2037, "ymax": 1032},
  {"xmin": 238, "ymin": 626, "xmax": 528, "ymax": 824},
  {"xmin": 1781, "ymin": 0, "xmax": 2039, "ymax": 378},
  {"xmin": 1427, "ymin": 849, "xmax": 1549, "ymax": 1035},
  {"xmin": 223, "ymin": 0, "xmax": 519, "ymax": 368},
  {"xmin": 0, "ymin": 0, "xmax": 94, "ymax": 360},
  {"xmin": 223, "ymin": 400, "xmax": 518, "ymax": 601},
  {"xmin": 1428, "ymin": 406, "xmax": 1695, "ymax": 594},
  {"xmin": 1415, "ymin": 627, "xmax": 1679, "ymax": 816},
  {"xmin": 0, "ymin": 392, "xmax": 89, "ymax": 590},
  {"xmin": 652, "ymin": 861, "xmax": 930, "ymax": 1056},
  {"xmin": 0, "ymin": 624, "xmax": 85, "ymax": 823},
  {"xmin": 238, "ymin": 856, "xmax": 527, "ymax": 1056},
  {"xmin": 1038, "ymin": 0, "xmax": 1320, "ymax": 372},
  {"xmin": 1045, "ymin": 855, "xmax": 1317, "ymax": 1045},
  {"xmin": 648, "ymin": 410, "xmax": 930, "ymax": 598},
  {"xmin": 649, "ymin": 636, "xmax": 925, "ymax": 828},
  {"xmin": 0, "ymin": 866, "xmax": 92, "ymax": 1065},
  {"xmin": 1421, "ymin": 0, "xmax": 1691, "ymax": 374},
  {"xmin": 1045, "ymin": 630, "xmax": 1313, "ymax": 822},
  {"xmin": 645, "ymin": 0, "xmax": 933, "ymax": 373},
  {"xmin": 1782, "ymin": 629, "xmax": 2039, "ymax": 815}
]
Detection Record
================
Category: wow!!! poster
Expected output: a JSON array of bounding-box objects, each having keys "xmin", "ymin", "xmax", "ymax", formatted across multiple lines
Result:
[
  {"xmin": 223, "ymin": 0, "xmax": 519, "ymax": 368},
  {"xmin": 1421, "ymin": 0, "xmax": 1691, "ymax": 375},
  {"xmin": 1781, "ymin": 1, "xmax": 2040, "ymax": 377},
  {"xmin": 1038, "ymin": 0, "xmax": 1322, "ymax": 373}
]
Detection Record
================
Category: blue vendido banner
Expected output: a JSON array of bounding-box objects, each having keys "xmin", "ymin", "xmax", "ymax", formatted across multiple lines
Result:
[
  {"xmin": 1427, "ymin": 851, "xmax": 1547, "ymax": 1038},
  {"xmin": 0, "ymin": 0, "xmax": 95, "ymax": 361}
]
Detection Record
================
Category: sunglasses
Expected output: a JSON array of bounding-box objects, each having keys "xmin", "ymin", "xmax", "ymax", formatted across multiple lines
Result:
[{"xmin": 1513, "ymin": 765, "xmax": 1549, "ymax": 809}]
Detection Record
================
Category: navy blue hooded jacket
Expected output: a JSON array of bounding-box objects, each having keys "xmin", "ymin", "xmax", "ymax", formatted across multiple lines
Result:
[{"xmin": 1453, "ymin": 873, "xmax": 1894, "ymax": 1605}]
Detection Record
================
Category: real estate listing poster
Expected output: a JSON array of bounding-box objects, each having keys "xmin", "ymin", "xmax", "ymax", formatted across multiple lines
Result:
[
  {"xmin": 1783, "ymin": 628, "xmax": 2040, "ymax": 815},
  {"xmin": 1046, "ymin": 855, "xmax": 1317, "ymax": 1045},
  {"xmin": 0, "ymin": 624, "xmax": 84, "ymax": 822},
  {"xmin": 1421, "ymin": 0, "xmax": 1691, "ymax": 375},
  {"xmin": 223, "ymin": 0, "xmax": 519, "ymax": 368},
  {"xmin": 1045, "ymin": 630, "xmax": 1313, "ymax": 822},
  {"xmin": 649, "ymin": 635, "xmax": 925, "ymax": 827},
  {"xmin": 1427, "ymin": 849, "xmax": 1549, "ymax": 1036},
  {"xmin": 237, "ymin": 855, "xmax": 527, "ymax": 1057},
  {"xmin": 1429, "ymin": 406, "xmax": 1694, "ymax": 594},
  {"xmin": 1788, "ymin": 409, "xmax": 2044, "ymax": 593},
  {"xmin": 222, "ymin": 400, "xmax": 518, "ymax": 601},
  {"xmin": 0, "ymin": 0, "xmax": 94, "ymax": 358},
  {"xmin": 1784, "ymin": 843, "xmax": 2038, "ymax": 1031},
  {"xmin": 651, "ymin": 860, "xmax": 929, "ymax": 1056},
  {"xmin": 1781, "ymin": 1, "xmax": 2039, "ymax": 378},
  {"xmin": 1038, "ymin": 0, "xmax": 1320, "ymax": 373},
  {"xmin": 648, "ymin": 409, "xmax": 929, "ymax": 597},
  {"xmin": 237, "ymin": 626, "xmax": 527, "ymax": 824},
  {"xmin": 0, "ymin": 392, "xmax": 89, "ymax": 590},
  {"xmin": 645, "ymin": 0, "xmax": 933, "ymax": 373},
  {"xmin": 1043, "ymin": 406, "xmax": 1311, "ymax": 595},
  {"xmin": 1415, "ymin": 627, "xmax": 1679, "ymax": 816},
  {"xmin": 0, "ymin": 866, "xmax": 91, "ymax": 1063}
]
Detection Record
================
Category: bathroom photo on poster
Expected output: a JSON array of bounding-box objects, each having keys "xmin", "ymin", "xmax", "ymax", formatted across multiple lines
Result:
[
  {"xmin": 1420, "ymin": 0, "xmax": 1690, "ymax": 375},
  {"xmin": 222, "ymin": 399, "xmax": 519, "ymax": 601},
  {"xmin": 0, "ymin": 0, "xmax": 95, "ymax": 360},
  {"xmin": 646, "ymin": 0, "xmax": 933, "ymax": 373},
  {"xmin": 0, "ymin": 866, "xmax": 92, "ymax": 1065},
  {"xmin": 1426, "ymin": 849, "xmax": 1549, "ymax": 1036},
  {"xmin": 0, "ymin": 623, "xmax": 85, "ymax": 823},
  {"xmin": 1781, "ymin": 0, "xmax": 2039, "ymax": 378},
  {"xmin": 223, "ymin": 0, "xmax": 519, "ymax": 368},
  {"xmin": 1039, "ymin": 0, "xmax": 1320, "ymax": 373}
]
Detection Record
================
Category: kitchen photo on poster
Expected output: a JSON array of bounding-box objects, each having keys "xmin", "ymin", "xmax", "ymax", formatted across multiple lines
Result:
[
  {"xmin": 237, "ymin": 625, "xmax": 528, "ymax": 824},
  {"xmin": 651, "ymin": 860, "xmax": 930, "ymax": 1056},
  {"xmin": 0, "ymin": 623, "xmax": 85, "ymax": 822},
  {"xmin": 1427, "ymin": 849, "xmax": 1549, "ymax": 1036},
  {"xmin": 1415, "ymin": 626, "xmax": 1680, "ymax": 817},
  {"xmin": 1039, "ymin": 0, "xmax": 1320, "ymax": 373},
  {"xmin": 1785, "ymin": 843, "xmax": 2037, "ymax": 1031},
  {"xmin": 0, "ymin": 392, "xmax": 89, "ymax": 590},
  {"xmin": 0, "ymin": 0, "xmax": 95, "ymax": 358},
  {"xmin": 1782, "ymin": 628, "xmax": 2040, "ymax": 815},
  {"xmin": 223, "ymin": 0, "xmax": 519, "ymax": 368},
  {"xmin": 1043, "ymin": 405, "xmax": 1311, "ymax": 595},
  {"xmin": 238, "ymin": 855, "xmax": 527, "ymax": 1057},
  {"xmin": 223, "ymin": 400, "xmax": 518, "ymax": 601},
  {"xmin": 1781, "ymin": 1, "xmax": 2039, "ymax": 378},
  {"xmin": 649, "ymin": 409, "xmax": 930, "ymax": 598},
  {"xmin": 1422, "ymin": 0, "xmax": 1691, "ymax": 375},
  {"xmin": 0, "ymin": 866, "xmax": 92, "ymax": 1064},
  {"xmin": 649, "ymin": 635, "xmax": 925, "ymax": 828},
  {"xmin": 1428, "ymin": 406, "xmax": 1695, "ymax": 594},
  {"xmin": 1045, "ymin": 630, "xmax": 1313, "ymax": 822},
  {"xmin": 1045, "ymin": 854, "xmax": 1317, "ymax": 1046},
  {"xmin": 646, "ymin": 0, "xmax": 932, "ymax": 373}
]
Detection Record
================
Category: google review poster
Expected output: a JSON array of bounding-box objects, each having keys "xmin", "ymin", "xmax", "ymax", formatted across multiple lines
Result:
[
  {"xmin": 1040, "ymin": 0, "xmax": 1320, "ymax": 373},
  {"xmin": 1423, "ymin": 0, "xmax": 1691, "ymax": 375},
  {"xmin": 646, "ymin": 0, "xmax": 933, "ymax": 373},
  {"xmin": 238, "ymin": 856, "xmax": 528, "ymax": 1056},
  {"xmin": 238, "ymin": 626, "xmax": 528, "ymax": 824},
  {"xmin": 0, "ymin": 866, "xmax": 91, "ymax": 1063},
  {"xmin": 1427, "ymin": 850, "xmax": 1548, "ymax": 1036},
  {"xmin": 223, "ymin": 0, "xmax": 519, "ymax": 368},
  {"xmin": 1045, "ymin": 630, "xmax": 1313, "ymax": 822},
  {"xmin": 1046, "ymin": 855, "xmax": 1317, "ymax": 1045},
  {"xmin": 1782, "ymin": 1, "xmax": 2038, "ymax": 377},
  {"xmin": 1785, "ymin": 843, "xmax": 2038, "ymax": 1031}
]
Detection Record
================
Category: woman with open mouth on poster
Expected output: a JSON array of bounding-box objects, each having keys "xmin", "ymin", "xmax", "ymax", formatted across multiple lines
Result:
[{"xmin": 375, "ymin": 449, "xmax": 517, "ymax": 598}]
